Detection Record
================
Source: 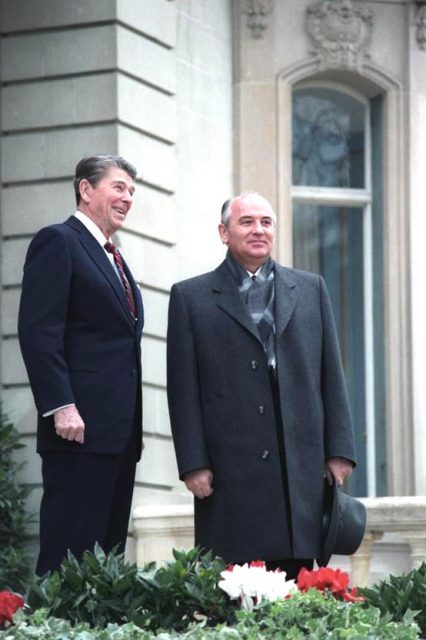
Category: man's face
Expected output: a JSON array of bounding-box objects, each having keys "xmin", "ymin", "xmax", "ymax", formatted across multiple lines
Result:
[
  {"xmin": 79, "ymin": 167, "xmax": 135, "ymax": 238},
  {"xmin": 218, "ymin": 194, "xmax": 276, "ymax": 271}
]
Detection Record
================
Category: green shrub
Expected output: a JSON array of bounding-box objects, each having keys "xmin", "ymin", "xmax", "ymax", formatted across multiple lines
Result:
[
  {"xmin": 360, "ymin": 562, "xmax": 426, "ymax": 637},
  {"xmin": 0, "ymin": 609, "xmax": 154, "ymax": 639},
  {"xmin": 26, "ymin": 543, "xmax": 145, "ymax": 629},
  {"xmin": 240, "ymin": 589, "xmax": 420, "ymax": 639},
  {"xmin": 1, "ymin": 591, "xmax": 421, "ymax": 639},
  {"xmin": 137, "ymin": 547, "xmax": 230, "ymax": 631},
  {"xmin": 8, "ymin": 547, "xmax": 424, "ymax": 639},
  {"xmin": 26, "ymin": 545, "xmax": 230, "ymax": 631},
  {"xmin": 0, "ymin": 405, "xmax": 34, "ymax": 593}
]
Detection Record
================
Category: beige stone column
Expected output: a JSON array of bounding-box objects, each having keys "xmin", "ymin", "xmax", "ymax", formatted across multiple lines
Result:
[
  {"xmin": 408, "ymin": 1, "xmax": 426, "ymax": 496},
  {"xmin": 133, "ymin": 505, "xmax": 194, "ymax": 566},
  {"xmin": 399, "ymin": 531, "xmax": 426, "ymax": 569},
  {"xmin": 350, "ymin": 532, "xmax": 383, "ymax": 587},
  {"xmin": 233, "ymin": 0, "xmax": 278, "ymax": 207}
]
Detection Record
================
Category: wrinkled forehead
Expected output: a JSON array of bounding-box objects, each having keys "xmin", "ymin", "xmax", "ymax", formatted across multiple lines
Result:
[{"xmin": 231, "ymin": 194, "xmax": 275, "ymax": 218}]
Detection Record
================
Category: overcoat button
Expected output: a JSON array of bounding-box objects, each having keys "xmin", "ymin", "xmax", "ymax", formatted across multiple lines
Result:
[
  {"xmin": 258, "ymin": 405, "xmax": 265, "ymax": 415},
  {"xmin": 251, "ymin": 360, "xmax": 258, "ymax": 370},
  {"xmin": 262, "ymin": 450, "xmax": 269, "ymax": 460},
  {"xmin": 131, "ymin": 369, "xmax": 137, "ymax": 377}
]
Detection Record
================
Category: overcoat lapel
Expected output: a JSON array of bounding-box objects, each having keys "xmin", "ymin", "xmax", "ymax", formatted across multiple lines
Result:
[
  {"xmin": 212, "ymin": 260, "xmax": 298, "ymax": 342},
  {"xmin": 274, "ymin": 265, "xmax": 297, "ymax": 337},
  {"xmin": 212, "ymin": 261, "xmax": 262, "ymax": 345},
  {"xmin": 64, "ymin": 216, "xmax": 136, "ymax": 328}
]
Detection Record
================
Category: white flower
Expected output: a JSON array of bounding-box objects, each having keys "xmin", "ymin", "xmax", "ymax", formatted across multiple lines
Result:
[{"xmin": 218, "ymin": 562, "xmax": 297, "ymax": 610}]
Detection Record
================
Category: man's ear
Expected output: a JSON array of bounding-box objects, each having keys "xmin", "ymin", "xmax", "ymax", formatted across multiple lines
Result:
[
  {"xmin": 79, "ymin": 178, "xmax": 92, "ymax": 204},
  {"xmin": 218, "ymin": 223, "xmax": 229, "ymax": 245}
]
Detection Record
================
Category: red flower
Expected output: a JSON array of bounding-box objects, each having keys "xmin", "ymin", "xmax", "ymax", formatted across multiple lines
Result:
[
  {"xmin": 249, "ymin": 560, "xmax": 266, "ymax": 568},
  {"xmin": 297, "ymin": 567, "xmax": 357, "ymax": 601},
  {"xmin": 342, "ymin": 587, "xmax": 365, "ymax": 603},
  {"xmin": 297, "ymin": 567, "xmax": 315, "ymax": 591},
  {"xmin": 316, "ymin": 567, "xmax": 349, "ymax": 594},
  {"xmin": 0, "ymin": 591, "xmax": 25, "ymax": 626}
]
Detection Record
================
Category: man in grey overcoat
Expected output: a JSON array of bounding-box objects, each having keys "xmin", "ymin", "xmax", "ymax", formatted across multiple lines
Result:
[{"xmin": 167, "ymin": 193, "xmax": 356, "ymax": 579}]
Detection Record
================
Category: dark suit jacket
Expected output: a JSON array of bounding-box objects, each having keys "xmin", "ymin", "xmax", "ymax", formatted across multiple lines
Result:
[
  {"xmin": 167, "ymin": 259, "xmax": 355, "ymax": 562},
  {"xmin": 18, "ymin": 216, "xmax": 144, "ymax": 458}
]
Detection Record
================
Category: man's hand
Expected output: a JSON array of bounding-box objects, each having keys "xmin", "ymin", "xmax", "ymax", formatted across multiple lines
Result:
[
  {"xmin": 184, "ymin": 468, "xmax": 213, "ymax": 499},
  {"xmin": 54, "ymin": 406, "xmax": 85, "ymax": 444},
  {"xmin": 325, "ymin": 457, "xmax": 353, "ymax": 486}
]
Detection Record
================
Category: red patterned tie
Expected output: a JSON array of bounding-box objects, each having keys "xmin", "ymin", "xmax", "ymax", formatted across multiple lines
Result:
[{"xmin": 104, "ymin": 242, "xmax": 136, "ymax": 319}]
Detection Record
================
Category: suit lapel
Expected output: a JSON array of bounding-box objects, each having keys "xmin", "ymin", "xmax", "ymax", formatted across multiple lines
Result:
[
  {"xmin": 64, "ymin": 216, "xmax": 136, "ymax": 328},
  {"xmin": 274, "ymin": 264, "xmax": 297, "ymax": 336},
  {"xmin": 212, "ymin": 261, "xmax": 262, "ymax": 345}
]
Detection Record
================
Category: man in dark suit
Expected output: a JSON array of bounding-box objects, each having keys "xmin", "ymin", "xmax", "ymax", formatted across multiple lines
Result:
[
  {"xmin": 18, "ymin": 155, "xmax": 144, "ymax": 575},
  {"xmin": 167, "ymin": 193, "xmax": 356, "ymax": 580}
]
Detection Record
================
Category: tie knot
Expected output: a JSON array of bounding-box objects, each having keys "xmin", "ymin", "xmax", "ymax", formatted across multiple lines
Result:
[{"xmin": 104, "ymin": 241, "xmax": 116, "ymax": 254}]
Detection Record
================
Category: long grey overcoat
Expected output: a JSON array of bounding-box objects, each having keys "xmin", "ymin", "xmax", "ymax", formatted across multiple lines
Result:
[{"xmin": 167, "ymin": 260, "xmax": 356, "ymax": 563}]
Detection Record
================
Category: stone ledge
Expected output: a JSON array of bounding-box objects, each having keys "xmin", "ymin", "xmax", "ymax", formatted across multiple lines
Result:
[
  {"xmin": 133, "ymin": 498, "xmax": 426, "ymax": 580},
  {"xmin": 361, "ymin": 496, "xmax": 426, "ymax": 531},
  {"xmin": 352, "ymin": 497, "xmax": 426, "ymax": 585}
]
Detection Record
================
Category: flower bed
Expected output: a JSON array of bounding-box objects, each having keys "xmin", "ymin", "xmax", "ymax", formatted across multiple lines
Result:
[{"xmin": 0, "ymin": 547, "xmax": 425, "ymax": 639}]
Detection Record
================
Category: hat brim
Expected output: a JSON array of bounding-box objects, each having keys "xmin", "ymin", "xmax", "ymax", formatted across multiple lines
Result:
[
  {"xmin": 317, "ymin": 477, "xmax": 367, "ymax": 567},
  {"xmin": 317, "ymin": 477, "xmax": 339, "ymax": 567}
]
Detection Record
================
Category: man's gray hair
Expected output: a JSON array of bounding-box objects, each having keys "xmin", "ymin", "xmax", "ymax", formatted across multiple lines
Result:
[
  {"xmin": 221, "ymin": 198, "xmax": 233, "ymax": 225},
  {"xmin": 74, "ymin": 155, "xmax": 137, "ymax": 205},
  {"xmin": 220, "ymin": 193, "xmax": 277, "ymax": 226}
]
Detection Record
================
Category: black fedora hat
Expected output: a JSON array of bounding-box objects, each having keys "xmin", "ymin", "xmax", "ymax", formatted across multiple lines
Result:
[{"xmin": 317, "ymin": 477, "xmax": 366, "ymax": 567}]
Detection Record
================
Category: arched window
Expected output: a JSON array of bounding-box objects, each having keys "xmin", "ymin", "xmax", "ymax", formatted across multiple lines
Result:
[{"xmin": 292, "ymin": 83, "xmax": 385, "ymax": 497}]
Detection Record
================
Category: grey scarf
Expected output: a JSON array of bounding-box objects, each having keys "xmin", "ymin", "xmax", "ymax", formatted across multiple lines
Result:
[{"xmin": 225, "ymin": 251, "xmax": 276, "ymax": 368}]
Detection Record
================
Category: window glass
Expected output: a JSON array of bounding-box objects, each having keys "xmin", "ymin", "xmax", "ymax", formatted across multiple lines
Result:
[
  {"xmin": 293, "ymin": 203, "xmax": 367, "ymax": 496},
  {"xmin": 292, "ymin": 88, "xmax": 365, "ymax": 188}
]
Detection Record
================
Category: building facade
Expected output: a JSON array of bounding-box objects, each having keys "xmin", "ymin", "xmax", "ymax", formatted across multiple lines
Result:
[{"xmin": 1, "ymin": 0, "xmax": 425, "ymax": 577}]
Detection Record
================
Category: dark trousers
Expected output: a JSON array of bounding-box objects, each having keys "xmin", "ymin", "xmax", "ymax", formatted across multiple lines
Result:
[{"xmin": 37, "ymin": 434, "xmax": 138, "ymax": 576}]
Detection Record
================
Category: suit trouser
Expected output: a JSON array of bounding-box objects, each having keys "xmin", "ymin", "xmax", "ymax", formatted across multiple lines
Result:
[{"xmin": 36, "ymin": 429, "xmax": 138, "ymax": 576}]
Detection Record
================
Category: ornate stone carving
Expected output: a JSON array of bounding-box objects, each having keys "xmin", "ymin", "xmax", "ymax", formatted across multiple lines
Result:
[
  {"xmin": 416, "ymin": 4, "xmax": 426, "ymax": 50},
  {"xmin": 243, "ymin": 0, "xmax": 272, "ymax": 39},
  {"xmin": 306, "ymin": 0, "xmax": 374, "ymax": 71}
]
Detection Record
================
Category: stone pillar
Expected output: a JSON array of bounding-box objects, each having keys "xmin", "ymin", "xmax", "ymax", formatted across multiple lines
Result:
[
  {"xmin": 409, "ymin": 0, "xmax": 426, "ymax": 495},
  {"xmin": 403, "ymin": 532, "xmax": 426, "ymax": 569},
  {"xmin": 350, "ymin": 532, "xmax": 383, "ymax": 587},
  {"xmin": 133, "ymin": 505, "xmax": 194, "ymax": 566},
  {"xmin": 233, "ymin": 0, "xmax": 278, "ymax": 209}
]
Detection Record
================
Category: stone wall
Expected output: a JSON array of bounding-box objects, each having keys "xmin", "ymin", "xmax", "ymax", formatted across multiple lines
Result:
[{"xmin": 0, "ymin": 0, "xmax": 233, "ymax": 562}]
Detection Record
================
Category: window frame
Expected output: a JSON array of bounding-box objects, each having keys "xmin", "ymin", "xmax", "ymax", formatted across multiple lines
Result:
[{"xmin": 291, "ymin": 81, "xmax": 377, "ymax": 496}]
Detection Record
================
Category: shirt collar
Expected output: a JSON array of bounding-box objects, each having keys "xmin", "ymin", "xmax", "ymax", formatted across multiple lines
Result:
[
  {"xmin": 246, "ymin": 266, "xmax": 262, "ymax": 277},
  {"xmin": 74, "ymin": 211, "xmax": 109, "ymax": 247}
]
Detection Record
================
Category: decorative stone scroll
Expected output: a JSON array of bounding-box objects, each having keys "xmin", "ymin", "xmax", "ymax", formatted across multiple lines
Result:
[
  {"xmin": 416, "ymin": 4, "xmax": 426, "ymax": 50},
  {"xmin": 243, "ymin": 0, "xmax": 272, "ymax": 39},
  {"xmin": 306, "ymin": 0, "xmax": 373, "ymax": 71}
]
